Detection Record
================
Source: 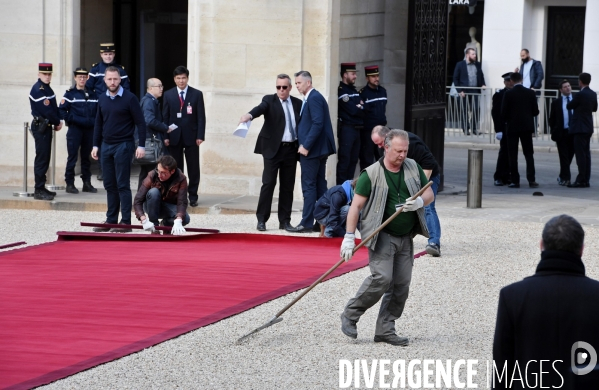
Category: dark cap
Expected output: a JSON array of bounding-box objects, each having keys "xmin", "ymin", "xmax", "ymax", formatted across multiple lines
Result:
[
  {"xmin": 100, "ymin": 43, "xmax": 115, "ymax": 52},
  {"xmin": 73, "ymin": 67, "xmax": 89, "ymax": 76},
  {"xmin": 340, "ymin": 62, "xmax": 357, "ymax": 74},
  {"xmin": 39, "ymin": 63, "xmax": 53, "ymax": 73},
  {"xmin": 365, "ymin": 65, "xmax": 379, "ymax": 76},
  {"xmin": 501, "ymin": 72, "xmax": 512, "ymax": 81}
]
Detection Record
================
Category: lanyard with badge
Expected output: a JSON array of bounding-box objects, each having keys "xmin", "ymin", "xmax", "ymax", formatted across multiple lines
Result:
[{"xmin": 177, "ymin": 92, "xmax": 192, "ymax": 118}]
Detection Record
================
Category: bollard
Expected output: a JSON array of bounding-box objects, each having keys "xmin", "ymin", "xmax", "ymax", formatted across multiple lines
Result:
[
  {"xmin": 467, "ymin": 149, "xmax": 483, "ymax": 208},
  {"xmin": 46, "ymin": 130, "xmax": 65, "ymax": 191},
  {"xmin": 13, "ymin": 122, "xmax": 34, "ymax": 197}
]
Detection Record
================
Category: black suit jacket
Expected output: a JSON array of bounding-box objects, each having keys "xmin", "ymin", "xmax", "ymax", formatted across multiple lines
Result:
[
  {"xmin": 549, "ymin": 96, "xmax": 568, "ymax": 142},
  {"xmin": 452, "ymin": 60, "xmax": 486, "ymax": 92},
  {"xmin": 493, "ymin": 250, "xmax": 599, "ymax": 389},
  {"xmin": 491, "ymin": 88, "xmax": 507, "ymax": 133},
  {"xmin": 162, "ymin": 86, "xmax": 206, "ymax": 146},
  {"xmin": 250, "ymin": 94, "xmax": 302, "ymax": 160},
  {"xmin": 567, "ymin": 87, "xmax": 598, "ymax": 135},
  {"xmin": 501, "ymin": 84, "xmax": 539, "ymax": 134}
]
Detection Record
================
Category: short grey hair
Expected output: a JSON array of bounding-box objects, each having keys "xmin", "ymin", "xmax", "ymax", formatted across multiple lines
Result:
[
  {"xmin": 294, "ymin": 70, "xmax": 312, "ymax": 81},
  {"xmin": 277, "ymin": 74, "xmax": 291, "ymax": 85},
  {"xmin": 384, "ymin": 129, "xmax": 409, "ymax": 148}
]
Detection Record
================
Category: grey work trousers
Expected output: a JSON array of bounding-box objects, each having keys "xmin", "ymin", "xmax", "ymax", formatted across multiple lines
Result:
[{"xmin": 343, "ymin": 231, "xmax": 414, "ymax": 336}]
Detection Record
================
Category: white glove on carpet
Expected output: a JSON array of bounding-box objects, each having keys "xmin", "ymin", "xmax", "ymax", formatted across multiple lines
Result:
[
  {"xmin": 171, "ymin": 219, "xmax": 186, "ymax": 235},
  {"xmin": 340, "ymin": 233, "xmax": 356, "ymax": 262},
  {"xmin": 402, "ymin": 196, "xmax": 424, "ymax": 212},
  {"xmin": 142, "ymin": 219, "xmax": 155, "ymax": 232}
]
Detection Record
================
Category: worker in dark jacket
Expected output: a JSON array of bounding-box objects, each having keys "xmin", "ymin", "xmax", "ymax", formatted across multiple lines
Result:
[
  {"xmin": 491, "ymin": 72, "xmax": 513, "ymax": 186},
  {"xmin": 314, "ymin": 179, "xmax": 356, "ymax": 238},
  {"xmin": 134, "ymin": 155, "xmax": 190, "ymax": 235},
  {"xmin": 337, "ymin": 62, "xmax": 364, "ymax": 184},
  {"xmin": 58, "ymin": 67, "xmax": 98, "ymax": 194}
]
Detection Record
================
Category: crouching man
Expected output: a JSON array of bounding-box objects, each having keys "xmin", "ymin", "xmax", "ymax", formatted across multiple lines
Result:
[
  {"xmin": 134, "ymin": 155, "xmax": 190, "ymax": 235},
  {"xmin": 314, "ymin": 179, "xmax": 357, "ymax": 237}
]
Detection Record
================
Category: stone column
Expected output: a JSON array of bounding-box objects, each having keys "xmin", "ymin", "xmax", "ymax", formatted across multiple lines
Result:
[{"xmin": 582, "ymin": 1, "xmax": 599, "ymax": 80}]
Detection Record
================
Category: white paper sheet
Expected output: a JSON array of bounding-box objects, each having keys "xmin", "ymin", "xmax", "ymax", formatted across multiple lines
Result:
[{"xmin": 233, "ymin": 121, "xmax": 251, "ymax": 138}]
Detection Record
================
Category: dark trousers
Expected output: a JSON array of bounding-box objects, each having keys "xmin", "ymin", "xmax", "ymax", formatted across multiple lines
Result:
[
  {"xmin": 138, "ymin": 163, "xmax": 156, "ymax": 190},
  {"xmin": 32, "ymin": 126, "xmax": 53, "ymax": 190},
  {"xmin": 336, "ymin": 124, "xmax": 361, "ymax": 185},
  {"xmin": 494, "ymin": 132, "xmax": 510, "ymax": 183},
  {"xmin": 556, "ymin": 133, "xmax": 575, "ymax": 182},
  {"xmin": 143, "ymin": 187, "xmax": 190, "ymax": 226},
  {"xmin": 359, "ymin": 127, "xmax": 376, "ymax": 171},
  {"xmin": 299, "ymin": 155, "xmax": 328, "ymax": 228},
  {"xmin": 168, "ymin": 142, "xmax": 200, "ymax": 202},
  {"xmin": 101, "ymin": 141, "xmax": 135, "ymax": 224},
  {"xmin": 507, "ymin": 131, "xmax": 535, "ymax": 184},
  {"xmin": 65, "ymin": 127, "xmax": 93, "ymax": 184},
  {"xmin": 573, "ymin": 133, "xmax": 592, "ymax": 184},
  {"xmin": 460, "ymin": 94, "xmax": 479, "ymax": 134},
  {"xmin": 256, "ymin": 143, "xmax": 298, "ymax": 223}
]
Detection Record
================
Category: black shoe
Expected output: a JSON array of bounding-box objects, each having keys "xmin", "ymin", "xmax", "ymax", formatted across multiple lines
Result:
[
  {"xmin": 43, "ymin": 187, "xmax": 57, "ymax": 196},
  {"xmin": 287, "ymin": 224, "xmax": 313, "ymax": 233},
  {"xmin": 109, "ymin": 222, "xmax": 133, "ymax": 233},
  {"xmin": 92, "ymin": 221, "xmax": 112, "ymax": 232},
  {"xmin": 529, "ymin": 182, "xmax": 539, "ymax": 188},
  {"xmin": 312, "ymin": 223, "xmax": 321, "ymax": 232},
  {"xmin": 508, "ymin": 183, "xmax": 520, "ymax": 188},
  {"xmin": 65, "ymin": 184, "xmax": 79, "ymax": 194},
  {"xmin": 584, "ymin": 182, "xmax": 590, "ymax": 188},
  {"xmin": 34, "ymin": 189, "xmax": 54, "ymax": 201},
  {"xmin": 374, "ymin": 334, "xmax": 409, "ymax": 346},
  {"xmin": 340, "ymin": 314, "xmax": 358, "ymax": 339},
  {"xmin": 82, "ymin": 181, "xmax": 97, "ymax": 193},
  {"xmin": 568, "ymin": 182, "xmax": 585, "ymax": 188},
  {"xmin": 257, "ymin": 222, "xmax": 266, "ymax": 231},
  {"xmin": 189, "ymin": 200, "xmax": 198, "ymax": 207},
  {"xmin": 97, "ymin": 172, "xmax": 103, "ymax": 181},
  {"xmin": 279, "ymin": 221, "xmax": 293, "ymax": 230},
  {"xmin": 494, "ymin": 180, "xmax": 504, "ymax": 186}
]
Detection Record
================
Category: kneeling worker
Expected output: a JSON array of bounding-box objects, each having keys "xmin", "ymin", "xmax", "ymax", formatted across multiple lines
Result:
[
  {"xmin": 340, "ymin": 129, "xmax": 434, "ymax": 346},
  {"xmin": 134, "ymin": 155, "xmax": 190, "ymax": 235},
  {"xmin": 314, "ymin": 179, "xmax": 357, "ymax": 238}
]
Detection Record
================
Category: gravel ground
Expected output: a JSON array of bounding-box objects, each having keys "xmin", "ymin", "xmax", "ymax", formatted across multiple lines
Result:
[{"xmin": 2, "ymin": 209, "xmax": 598, "ymax": 389}]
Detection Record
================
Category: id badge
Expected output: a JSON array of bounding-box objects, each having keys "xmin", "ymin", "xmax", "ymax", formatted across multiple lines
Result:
[
  {"xmin": 187, "ymin": 104, "xmax": 192, "ymax": 114},
  {"xmin": 177, "ymin": 113, "xmax": 182, "ymax": 118}
]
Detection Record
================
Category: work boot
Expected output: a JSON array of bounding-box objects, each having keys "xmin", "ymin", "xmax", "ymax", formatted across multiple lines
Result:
[
  {"xmin": 82, "ymin": 181, "xmax": 97, "ymax": 193},
  {"xmin": 65, "ymin": 184, "xmax": 79, "ymax": 194},
  {"xmin": 374, "ymin": 334, "xmax": 409, "ymax": 346},
  {"xmin": 109, "ymin": 222, "xmax": 133, "ymax": 233},
  {"xmin": 43, "ymin": 187, "xmax": 57, "ymax": 196},
  {"xmin": 340, "ymin": 314, "xmax": 358, "ymax": 339},
  {"xmin": 34, "ymin": 189, "xmax": 54, "ymax": 201}
]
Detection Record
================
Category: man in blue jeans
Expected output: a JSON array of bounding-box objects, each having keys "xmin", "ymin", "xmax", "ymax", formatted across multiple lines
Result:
[
  {"xmin": 372, "ymin": 126, "xmax": 441, "ymax": 256},
  {"xmin": 134, "ymin": 155, "xmax": 189, "ymax": 235},
  {"xmin": 91, "ymin": 66, "xmax": 146, "ymax": 233}
]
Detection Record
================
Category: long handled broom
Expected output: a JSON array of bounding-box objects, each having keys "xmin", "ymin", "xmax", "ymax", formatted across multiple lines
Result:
[{"xmin": 236, "ymin": 181, "xmax": 433, "ymax": 343}]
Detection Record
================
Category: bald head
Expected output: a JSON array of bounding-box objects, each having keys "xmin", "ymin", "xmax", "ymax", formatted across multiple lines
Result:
[
  {"xmin": 146, "ymin": 78, "xmax": 164, "ymax": 98},
  {"xmin": 371, "ymin": 125, "xmax": 391, "ymax": 149}
]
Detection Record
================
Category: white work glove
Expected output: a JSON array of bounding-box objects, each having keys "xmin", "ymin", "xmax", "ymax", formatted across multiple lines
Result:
[
  {"xmin": 142, "ymin": 219, "xmax": 155, "ymax": 232},
  {"xmin": 496, "ymin": 132, "xmax": 503, "ymax": 141},
  {"xmin": 402, "ymin": 196, "xmax": 424, "ymax": 212},
  {"xmin": 171, "ymin": 219, "xmax": 186, "ymax": 235},
  {"xmin": 340, "ymin": 233, "xmax": 356, "ymax": 262}
]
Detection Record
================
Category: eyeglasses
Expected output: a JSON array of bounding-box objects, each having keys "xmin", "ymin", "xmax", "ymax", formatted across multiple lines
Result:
[{"xmin": 276, "ymin": 85, "xmax": 289, "ymax": 90}]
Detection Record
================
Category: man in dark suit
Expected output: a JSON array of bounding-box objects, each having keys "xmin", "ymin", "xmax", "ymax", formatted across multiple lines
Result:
[
  {"xmin": 162, "ymin": 66, "xmax": 206, "ymax": 207},
  {"xmin": 452, "ymin": 48, "xmax": 486, "ymax": 135},
  {"xmin": 567, "ymin": 73, "xmax": 597, "ymax": 188},
  {"xmin": 501, "ymin": 72, "xmax": 539, "ymax": 188},
  {"xmin": 239, "ymin": 74, "xmax": 301, "ymax": 231},
  {"xmin": 493, "ymin": 215, "xmax": 599, "ymax": 389},
  {"xmin": 491, "ymin": 72, "xmax": 513, "ymax": 186},
  {"xmin": 549, "ymin": 80, "xmax": 575, "ymax": 186},
  {"xmin": 289, "ymin": 70, "xmax": 337, "ymax": 233}
]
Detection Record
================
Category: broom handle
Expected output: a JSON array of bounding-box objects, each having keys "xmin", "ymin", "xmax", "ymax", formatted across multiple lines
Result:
[{"xmin": 275, "ymin": 181, "xmax": 432, "ymax": 318}]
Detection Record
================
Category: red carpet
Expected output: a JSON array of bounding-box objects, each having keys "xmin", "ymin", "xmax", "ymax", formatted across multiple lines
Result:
[{"xmin": 0, "ymin": 233, "xmax": 369, "ymax": 390}]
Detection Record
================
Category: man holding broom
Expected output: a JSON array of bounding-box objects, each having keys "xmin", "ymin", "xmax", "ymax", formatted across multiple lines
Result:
[{"xmin": 340, "ymin": 129, "xmax": 434, "ymax": 346}]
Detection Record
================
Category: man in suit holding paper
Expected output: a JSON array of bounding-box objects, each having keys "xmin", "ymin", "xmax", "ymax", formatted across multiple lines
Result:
[
  {"xmin": 162, "ymin": 66, "xmax": 206, "ymax": 207},
  {"xmin": 239, "ymin": 74, "xmax": 302, "ymax": 231},
  {"xmin": 289, "ymin": 70, "xmax": 337, "ymax": 233}
]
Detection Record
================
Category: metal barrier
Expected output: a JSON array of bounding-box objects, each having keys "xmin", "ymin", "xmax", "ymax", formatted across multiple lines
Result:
[{"xmin": 13, "ymin": 122, "xmax": 34, "ymax": 197}]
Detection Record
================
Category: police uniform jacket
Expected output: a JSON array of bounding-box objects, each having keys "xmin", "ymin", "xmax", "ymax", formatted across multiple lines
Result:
[
  {"xmin": 337, "ymin": 82, "xmax": 364, "ymax": 126},
  {"xmin": 29, "ymin": 79, "xmax": 61, "ymax": 126},
  {"xmin": 58, "ymin": 87, "xmax": 98, "ymax": 130},
  {"xmin": 360, "ymin": 84, "xmax": 387, "ymax": 131},
  {"xmin": 85, "ymin": 60, "xmax": 130, "ymax": 94},
  {"xmin": 491, "ymin": 88, "xmax": 507, "ymax": 133}
]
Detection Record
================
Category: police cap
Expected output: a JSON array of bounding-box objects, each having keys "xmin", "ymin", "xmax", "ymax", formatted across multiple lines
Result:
[
  {"xmin": 39, "ymin": 63, "xmax": 53, "ymax": 73},
  {"xmin": 340, "ymin": 62, "xmax": 357, "ymax": 75},
  {"xmin": 365, "ymin": 65, "xmax": 379, "ymax": 76},
  {"xmin": 74, "ymin": 67, "xmax": 89, "ymax": 76},
  {"xmin": 100, "ymin": 43, "xmax": 115, "ymax": 52},
  {"xmin": 501, "ymin": 72, "xmax": 512, "ymax": 81}
]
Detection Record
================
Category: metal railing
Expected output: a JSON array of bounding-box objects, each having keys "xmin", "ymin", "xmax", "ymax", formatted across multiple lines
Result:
[{"xmin": 445, "ymin": 86, "xmax": 599, "ymax": 143}]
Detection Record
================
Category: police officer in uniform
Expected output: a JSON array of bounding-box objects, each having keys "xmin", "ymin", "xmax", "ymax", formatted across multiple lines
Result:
[
  {"xmin": 337, "ymin": 62, "xmax": 364, "ymax": 185},
  {"xmin": 29, "ymin": 63, "xmax": 63, "ymax": 200},
  {"xmin": 86, "ymin": 43, "xmax": 130, "ymax": 181},
  {"xmin": 58, "ymin": 67, "xmax": 98, "ymax": 194},
  {"xmin": 359, "ymin": 65, "xmax": 387, "ymax": 166},
  {"xmin": 491, "ymin": 72, "xmax": 513, "ymax": 186}
]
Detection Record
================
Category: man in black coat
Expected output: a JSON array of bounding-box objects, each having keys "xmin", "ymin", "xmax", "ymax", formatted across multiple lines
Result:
[
  {"xmin": 567, "ymin": 72, "xmax": 597, "ymax": 188},
  {"xmin": 549, "ymin": 80, "xmax": 575, "ymax": 186},
  {"xmin": 501, "ymin": 72, "xmax": 539, "ymax": 188},
  {"xmin": 491, "ymin": 72, "xmax": 513, "ymax": 186},
  {"xmin": 239, "ymin": 74, "xmax": 301, "ymax": 231},
  {"xmin": 452, "ymin": 48, "xmax": 486, "ymax": 135},
  {"xmin": 492, "ymin": 214, "xmax": 599, "ymax": 389},
  {"xmin": 162, "ymin": 66, "xmax": 206, "ymax": 207}
]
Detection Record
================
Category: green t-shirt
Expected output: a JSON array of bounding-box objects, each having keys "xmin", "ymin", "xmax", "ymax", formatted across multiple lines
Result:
[{"xmin": 355, "ymin": 162, "xmax": 429, "ymax": 237}]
